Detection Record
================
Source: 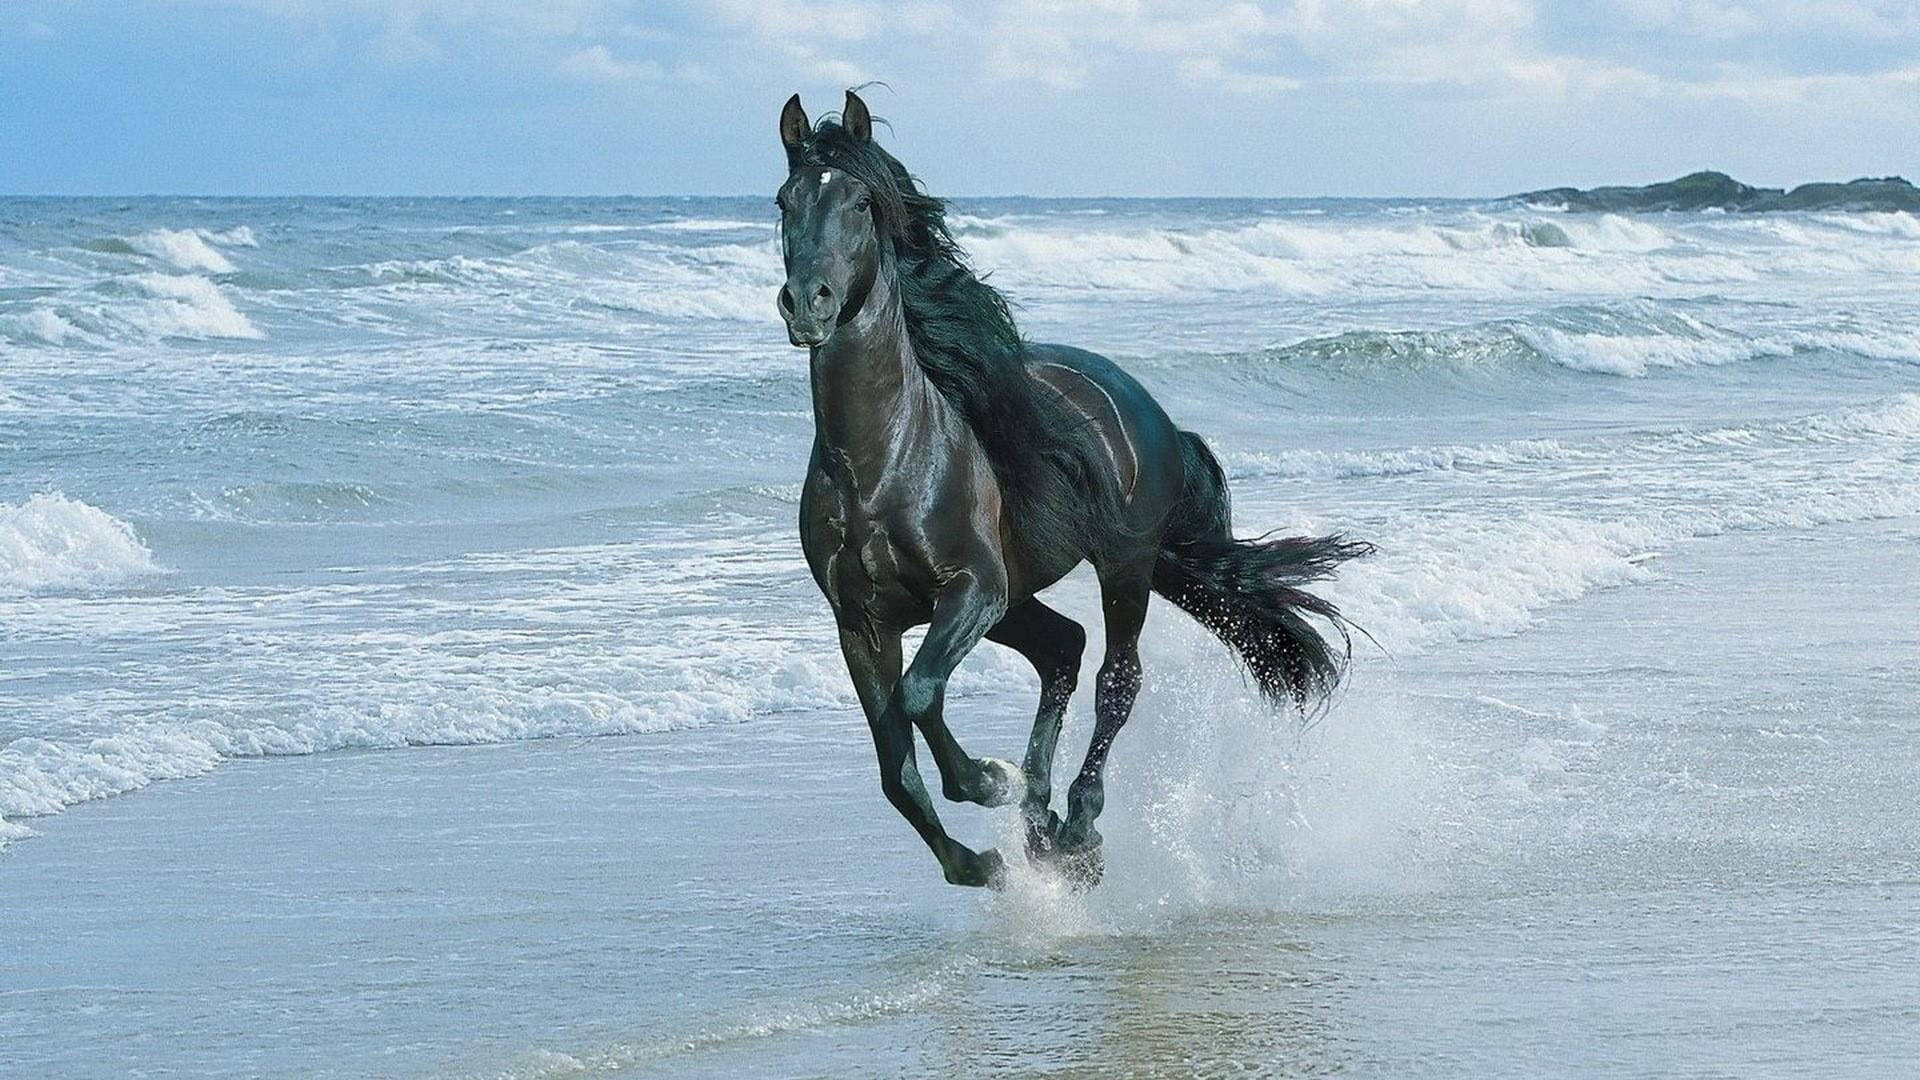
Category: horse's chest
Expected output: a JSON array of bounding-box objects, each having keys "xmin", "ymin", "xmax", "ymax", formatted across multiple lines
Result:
[{"xmin": 802, "ymin": 471, "xmax": 932, "ymax": 629}]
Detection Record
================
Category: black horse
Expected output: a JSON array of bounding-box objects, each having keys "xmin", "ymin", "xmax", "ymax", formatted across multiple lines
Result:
[{"xmin": 777, "ymin": 91, "xmax": 1368, "ymax": 888}]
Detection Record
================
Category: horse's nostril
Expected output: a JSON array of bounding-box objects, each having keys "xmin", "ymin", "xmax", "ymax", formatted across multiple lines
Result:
[
  {"xmin": 814, "ymin": 284, "xmax": 834, "ymax": 304},
  {"xmin": 778, "ymin": 285, "xmax": 796, "ymax": 315}
]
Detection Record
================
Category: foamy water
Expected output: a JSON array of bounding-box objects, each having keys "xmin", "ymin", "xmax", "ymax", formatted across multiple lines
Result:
[{"xmin": 3, "ymin": 196, "xmax": 1918, "ymax": 1077}]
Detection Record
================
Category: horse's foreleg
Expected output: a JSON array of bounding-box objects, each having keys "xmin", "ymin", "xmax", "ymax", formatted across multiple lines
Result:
[
  {"xmin": 1058, "ymin": 566, "xmax": 1152, "ymax": 863},
  {"xmin": 897, "ymin": 570, "xmax": 1022, "ymax": 816},
  {"xmin": 985, "ymin": 599, "xmax": 1087, "ymax": 856},
  {"xmin": 839, "ymin": 627, "xmax": 1001, "ymax": 888}
]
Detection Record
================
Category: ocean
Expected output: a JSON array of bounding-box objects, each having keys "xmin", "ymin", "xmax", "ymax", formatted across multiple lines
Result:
[{"xmin": 3, "ymin": 195, "xmax": 1918, "ymax": 1077}]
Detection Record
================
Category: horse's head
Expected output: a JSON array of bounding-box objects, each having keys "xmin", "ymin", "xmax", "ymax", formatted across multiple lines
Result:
[{"xmin": 775, "ymin": 91, "xmax": 882, "ymax": 349}]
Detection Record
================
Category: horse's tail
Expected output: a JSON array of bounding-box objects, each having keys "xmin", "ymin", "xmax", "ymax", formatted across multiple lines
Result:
[{"xmin": 1151, "ymin": 430, "xmax": 1372, "ymax": 710}]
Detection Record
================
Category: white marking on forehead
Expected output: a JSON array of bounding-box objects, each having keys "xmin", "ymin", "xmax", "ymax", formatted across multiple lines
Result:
[{"xmin": 820, "ymin": 170, "xmax": 833, "ymax": 184}]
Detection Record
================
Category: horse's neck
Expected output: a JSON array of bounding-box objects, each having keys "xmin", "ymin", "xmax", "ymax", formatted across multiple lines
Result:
[{"xmin": 808, "ymin": 267, "xmax": 939, "ymax": 476}]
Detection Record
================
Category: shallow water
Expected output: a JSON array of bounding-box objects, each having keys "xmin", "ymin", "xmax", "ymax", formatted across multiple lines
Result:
[{"xmin": 3, "ymin": 196, "xmax": 1918, "ymax": 1076}]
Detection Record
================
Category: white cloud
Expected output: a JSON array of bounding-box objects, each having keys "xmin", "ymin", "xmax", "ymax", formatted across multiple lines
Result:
[
  {"xmin": 1610, "ymin": 0, "xmax": 1920, "ymax": 39},
  {"xmin": 981, "ymin": 0, "xmax": 1294, "ymax": 94},
  {"xmin": 704, "ymin": 0, "xmax": 953, "ymax": 44},
  {"xmin": 148, "ymin": 0, "xmax": 1920, "ymax": 106},
  {"xmin": 702, "ymin": 0, "xmax": 956, "ymax": 87},
  {"xmin": 558, "ymin": 43, "xmax": 664, "ymax": 82},
  {"xmin": 952, "ymin": 0, "xmax": 1920, "ymax": 104},
  {"xmin": 1178, "ymin": 56, "xmax": 1302, "ymax": 94},
  {"xmin": 968, "ymin": 0, "xmax": 1569, "ymax": 96}
]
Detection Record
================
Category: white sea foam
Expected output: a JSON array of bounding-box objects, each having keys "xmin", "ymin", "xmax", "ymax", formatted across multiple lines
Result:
[
  {"xmin": 1327, "ymin": 512, "xmax": 1662, "ymax": 655},
  {"xmin": 365, "ymin": 240, "xmax": 781, "ymax": 324},
  {"xmin": 635, "ymin": 218, "xmax": 771, "ymax": 233},
  {"xmin": 1518, "ymin": 325, "xmax": 1760, "ymax": 376},
  {"xmin": 947, "ymin": 210, "xmax": 1702, "ymax": 300},
  {"xmin": 929, "ymin": 204, "xmax": 1920, "ymax": 307},
  {"xmin": 1240, "ymin": 394, "xmax": 1920, "ymax": 655},
  {"xmin": 128, "ymin": 228, "xmax": 236, "ymax": 273},
  {"xmin": 0, "ymin": 493, "xmax": 159, "ymax": 593},
  {"xmin": 1, "ymin": 271, "xmax": 263, "ymax": 345},
  {"xmin": 1228, "ymin": 393, "xmax": 1920, "ymax": 488},
  {"xmin": 0, "ymin": 306, "xmax": 91, "ymax": 346},
  {"xmin": 1224, "ymin": 437, "xmax": 1587, "ymax": 479},
  {"xmin": 203, "ymin": 225, "xmax": 257, "ymax": 247},
  {"xmin": 118, "ymin": 272, "xmax": 264, "ymax": 339},
  {"xmin": 1194, "ymin": 296, "xmax": 1920, "ymax": 382}
]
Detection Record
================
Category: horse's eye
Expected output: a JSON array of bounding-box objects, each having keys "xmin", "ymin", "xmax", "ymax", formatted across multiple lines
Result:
[{"xmin": 853, "ymin": 195, "xmax": 872, "ymax": 212}]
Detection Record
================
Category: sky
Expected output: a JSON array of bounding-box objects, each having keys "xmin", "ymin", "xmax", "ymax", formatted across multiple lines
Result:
[{"xmin": 2, "ymin": 0, "xmax": 1917, "ymax": 197}]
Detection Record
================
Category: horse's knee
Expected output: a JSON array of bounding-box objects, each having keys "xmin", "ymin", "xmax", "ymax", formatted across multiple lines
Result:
[{"xmin": 896, "ymin": 670, "xmax": 943, "ymax": 722}]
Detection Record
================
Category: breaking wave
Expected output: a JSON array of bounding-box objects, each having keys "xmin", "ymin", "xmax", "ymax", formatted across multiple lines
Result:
[
  {"xmin": 1171, "ymin": 301, "xmax": 1920, "ymax": 383},
  {"xmin": 0, "ymin": 493, "xmax": 159, "ymax": 593},
  {"xmin": 2, "ymin": 272, "xmax": 263, "ymax": 345}
]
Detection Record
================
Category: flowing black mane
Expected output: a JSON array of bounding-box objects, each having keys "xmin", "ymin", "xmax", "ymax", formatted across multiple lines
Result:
[{"xmin": 795, "ymin": 119, "xmax": 1130, "ymax": 556}]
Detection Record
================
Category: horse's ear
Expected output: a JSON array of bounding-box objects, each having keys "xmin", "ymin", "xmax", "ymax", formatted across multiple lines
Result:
[
  {"xmin": 843, "ymin": 90, "xmax": 872, "ymax": 143},
  {"xmin": 780, "ymin": 94, "xmax": 810, "ymax": 165}
]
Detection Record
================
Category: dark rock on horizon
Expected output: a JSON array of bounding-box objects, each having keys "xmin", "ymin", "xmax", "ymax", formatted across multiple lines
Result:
[{"xmin": 1514, "ymin": 170, "xmax": 1920, "ymax": 212}]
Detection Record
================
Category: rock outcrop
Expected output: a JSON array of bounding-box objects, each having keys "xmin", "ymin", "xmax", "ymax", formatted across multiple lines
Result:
[{"xmin": 1513, "ymin": 171, "xmax": 1920, "ymax": 212}]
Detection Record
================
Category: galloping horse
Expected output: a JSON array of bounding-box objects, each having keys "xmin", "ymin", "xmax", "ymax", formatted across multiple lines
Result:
[{"xmin": 776, "ymin": 91, "xmax": 1368, "ymax": 888}]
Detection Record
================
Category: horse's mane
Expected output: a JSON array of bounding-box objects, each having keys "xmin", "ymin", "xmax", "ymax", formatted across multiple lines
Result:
[{"xmin": 796, "ymin": 118, "xmax": 1131, "ymax": 558}]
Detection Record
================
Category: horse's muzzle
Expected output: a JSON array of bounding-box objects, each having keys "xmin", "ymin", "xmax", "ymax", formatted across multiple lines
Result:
[{"xmin": 779, "ymin": 281, "xmax": 836, "ymax": 348}]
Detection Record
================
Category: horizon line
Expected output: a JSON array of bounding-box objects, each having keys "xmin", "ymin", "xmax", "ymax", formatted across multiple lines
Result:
[{"xmin": 0, "ymin": 190, "xmax": 1493, "ymax": 201}]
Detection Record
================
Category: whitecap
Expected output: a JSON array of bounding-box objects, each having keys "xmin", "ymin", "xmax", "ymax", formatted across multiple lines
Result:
[
  {"xmin": 0, "ymin": 493, "xmax": 160, "ymax": 594},
  {"xmin": 119, "ymin": 272, "xmax": 264, "ymax": 339},
  {"xmin": 128, "ymin": 228, "xmax": 236, "ymax": 273},
  {"xmin": 0, "ymin": 306, "xmax": 92, "ymax": 346}
]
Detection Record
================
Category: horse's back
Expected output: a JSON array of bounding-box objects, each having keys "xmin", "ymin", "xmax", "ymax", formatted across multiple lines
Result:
[{"xmin": 1024, "ymin": 342, "xmax": 1186, "ymax": 527}]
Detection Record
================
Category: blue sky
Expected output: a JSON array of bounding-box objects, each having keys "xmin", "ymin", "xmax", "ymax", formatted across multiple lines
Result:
[{"xmin": 3, "ymin": 0, "xmax": 1917, "ymax": 196}]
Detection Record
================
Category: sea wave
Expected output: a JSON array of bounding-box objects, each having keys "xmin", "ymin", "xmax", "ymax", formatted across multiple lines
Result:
[
  {"xmin": 1330, "ymin": 466, "xmax": 1920, "ymax": 656},
  {"xmin": 1226, "ymin": 395, "xmax": 1920, "ymax": 481},
  {"xmin": 938, "ymin": 206, "xmax": 1920, "ymax": 302},
  {"xmin": 1, "ymin": 272, "xmax": 264, "ymax": 345},
  {"xmin": 946, "ymin": 211, "xmax": 1688, "ymax": 297},
  {"xmin": 0, "ymin": 493, "xmax": 160, "ymax": 593},
  {"xmin": 362, "ymin": 238, "xmax": 780, "ymax": 323},
  {"xmin": 0, "ymin": 528, "xmax": 1033, "ymax": 845},
  {"xmin": 1253, "ymin": 393, "xmax": 1920, "ymax": 652},
  {"xmin": 116, "ymin": 272, "xmax": 265, "ymax": 338},
  {"xmin": 1172, "ymin": 301, "xmax": 1920, "ymax": 384},
  {"xmin": 127, "ymin": 228, "xmax": 236, "ymax": 273}
]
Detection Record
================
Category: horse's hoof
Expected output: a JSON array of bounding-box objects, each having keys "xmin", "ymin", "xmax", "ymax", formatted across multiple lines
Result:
[
  {"xmin": 1023, "ymin": 807, "xmax": 1064, "ymax": 860},
  {"xmin": 945, "ymin": 847, "xmax": 1008, "ymax": 889},
  {"xmin": 1038, "ymin": 843, "xmax": 1104, "ymax": 891},
  {"xmin": 1056, "ymin": 819, "xmax": 1102, "ymax": 855},
  {"xmin": 976, "ymin": 758, "xmax": 1025, "ymax": 808}
]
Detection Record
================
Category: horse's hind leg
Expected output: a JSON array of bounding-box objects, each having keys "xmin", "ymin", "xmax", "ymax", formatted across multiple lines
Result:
[
  {"xmin": 985, "ymin": 598, "xmax": 1087, "ymax": 856},
  {"xmin": 1057, "ymin": 561, "xmax": 1152, "ymax": 868},
  {"xmin": 838, "ymin": 625, "xmax": 1002, "ymax": 889}
]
